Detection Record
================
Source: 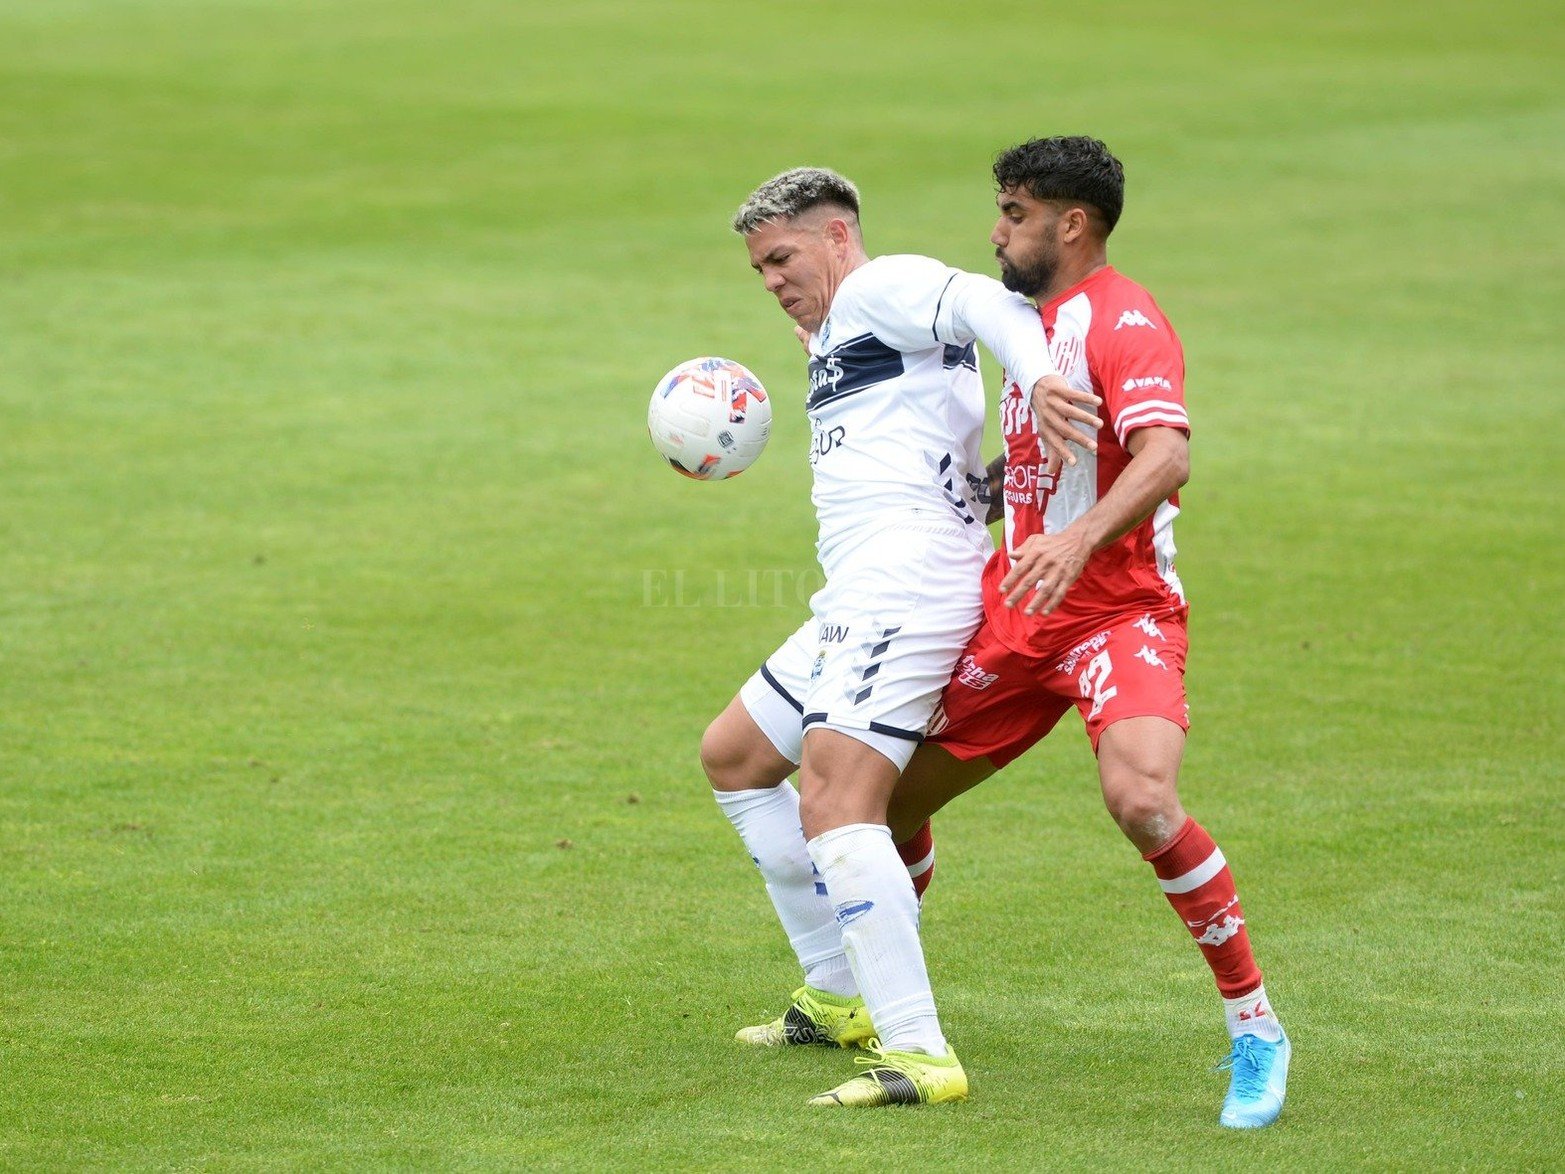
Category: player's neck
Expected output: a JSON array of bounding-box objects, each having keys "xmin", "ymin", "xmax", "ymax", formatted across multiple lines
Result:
[
  {"xmin": 1036, "ymin": 253, "xmax": 1109, "ymax": 305},
  {"xmin": 822, "ymin": 251, "xmax": 870, "ymax": 318}
]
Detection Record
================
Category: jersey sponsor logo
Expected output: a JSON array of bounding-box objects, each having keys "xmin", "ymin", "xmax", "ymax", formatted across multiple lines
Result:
[
  {"xmin": 809, "ymin": 422, "xmax": 846, "ymax": 465},
  {"xmin": 806, "ymin": 332, "xmax": 906, "ymax": 409},
  {"xmin": 1000, "ymin": 382, "xmax": 1033, "ymax": 437},
  {"xmin": 1003, "ymin": 460, "xmax": 1052, "ymax": 509},
  {"xmin": 809, "ymin": 353, "xmax": 843, "ymax": 397},
  {"xmin": 818, "ymin": 623, "xmax": 848, "ymax": 644},
  {"xmin": 954, "ymin": 655, "xmax": 999, "ymax": 691},
  {"xmin": 1113, "ymin": 309, "xmax": 1158, "ymax": 330},
  {"xmin": 1122, "ymin": 375, "xmax": 1173, "ymax": 393}
]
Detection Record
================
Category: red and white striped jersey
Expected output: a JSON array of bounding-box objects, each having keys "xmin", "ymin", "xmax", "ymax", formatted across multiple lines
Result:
[{"xmin": 987, "ymin": 265, "xmax": 1190, "ymax": 654}]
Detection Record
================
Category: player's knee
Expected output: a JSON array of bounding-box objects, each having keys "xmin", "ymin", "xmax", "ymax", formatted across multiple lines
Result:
[
  {"xmin": 1103, "ymin": 771, "xmax": 1181, "ymax": 843},
  {"xmin": 699, "ymin": 717, "xmax": 746, "ymax": 790}
]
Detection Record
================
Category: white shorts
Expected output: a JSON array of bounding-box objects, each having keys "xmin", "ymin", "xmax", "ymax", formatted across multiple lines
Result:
[{"xmin": 740, "ymin": 518, "xmax": 988, "ymax": 772}]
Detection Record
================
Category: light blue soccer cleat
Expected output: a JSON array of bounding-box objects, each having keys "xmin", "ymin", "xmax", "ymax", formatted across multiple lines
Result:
[{"xmin": 1217, "ymin": 1032, "xmax": 1290, "ymax": 1129}]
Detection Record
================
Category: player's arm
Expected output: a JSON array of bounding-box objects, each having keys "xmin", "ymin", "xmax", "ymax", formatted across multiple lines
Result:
[
  {"xmin": 936, "ymin": 273, "xmax": 1102, "ymax": 466},
  {"xmin": 855, "ymin": 258, "xmax": 1101, "ymax": 465},
  {"xmin": 999, "ymin": 426, "xmax": 1189, "ymax": 616}
]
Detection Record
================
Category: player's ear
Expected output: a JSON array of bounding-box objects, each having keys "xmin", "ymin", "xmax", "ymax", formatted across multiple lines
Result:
[{"xmin": 1063, "ymin": 206, "xmax": 1090, "ymax": 243}]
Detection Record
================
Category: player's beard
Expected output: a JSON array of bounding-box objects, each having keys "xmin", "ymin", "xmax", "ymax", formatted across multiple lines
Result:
[
  {"xmin": 1001, "ymin": 239, "xmax": 1064, "ymax": 298},
  {"xmin": 997, "ymin": 224, "xmax": 1059, "ymax": 298}
]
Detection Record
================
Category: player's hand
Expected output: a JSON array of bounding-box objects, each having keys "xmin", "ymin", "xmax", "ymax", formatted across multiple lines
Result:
[
  {"xmin": 793, "ymin": 325, "xmax": 811, "ymax": 353},
  {"xmin": 1030, "ymin": 375, "xmax": 1102, "ymax": 468},
  {"xmin": 1000, "ymin": 528, "xmax": 1092, "ymax": 615}
]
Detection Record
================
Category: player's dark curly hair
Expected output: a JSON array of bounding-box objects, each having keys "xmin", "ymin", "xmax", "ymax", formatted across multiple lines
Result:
[{"xmin": 993, "ymin": 136, "xmax": 1125, "ymax": 235}]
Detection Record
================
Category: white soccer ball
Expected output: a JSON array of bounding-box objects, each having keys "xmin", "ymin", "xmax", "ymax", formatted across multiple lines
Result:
[{"xmin": 648, "ymin": 357, "xmax": 772, "ymax": 480}]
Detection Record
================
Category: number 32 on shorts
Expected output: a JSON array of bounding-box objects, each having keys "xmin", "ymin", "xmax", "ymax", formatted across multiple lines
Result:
[{"xmin": 1079, "ymin": 651, "xmax": 1118, "ymax": 722}]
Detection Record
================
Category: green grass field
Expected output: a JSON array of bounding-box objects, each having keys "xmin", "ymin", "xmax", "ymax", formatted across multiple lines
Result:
[{"xmin": 3, "ymin": 0, "xmax": 1562, "ymax": 1167}]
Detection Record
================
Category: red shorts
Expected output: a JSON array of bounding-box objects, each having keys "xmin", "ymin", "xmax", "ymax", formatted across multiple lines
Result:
[{"xmin": 926, "ymin": 610, "xmax": 1189, "ymax": 766}]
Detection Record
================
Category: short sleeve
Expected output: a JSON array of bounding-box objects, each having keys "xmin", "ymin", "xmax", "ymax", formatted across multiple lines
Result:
[{"xmin": 1094, "ymin": 300, "xmax": 1189, "ymax": 445}]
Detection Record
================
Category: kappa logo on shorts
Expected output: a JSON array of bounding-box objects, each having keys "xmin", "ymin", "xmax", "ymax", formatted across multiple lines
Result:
[
  {"xmin": 1135, "ymin": 645, "xmax": 1168, "ymax": 670},
  {"xmin": 1134, "ymin": 614, "xmax": 1165, "ymax": 640},
  {"xmin": 954, "ymin": 655, "xmax": 999, "ymax": 691}
]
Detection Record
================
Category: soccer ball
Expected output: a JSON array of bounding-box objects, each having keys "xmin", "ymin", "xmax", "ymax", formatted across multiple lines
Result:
[{"xmin": 647, "ymin": 357, "xmax": 772, "ymax": 480}]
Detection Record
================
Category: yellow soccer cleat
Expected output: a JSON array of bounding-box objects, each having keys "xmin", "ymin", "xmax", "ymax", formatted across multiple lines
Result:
[
  {"xmin": 808, "ymin": 1043, "xmax": 969, "ymax": 1107},
  {"xmin": 735, "ymin": 986, "xmax": 875, "ymax": 1049}
]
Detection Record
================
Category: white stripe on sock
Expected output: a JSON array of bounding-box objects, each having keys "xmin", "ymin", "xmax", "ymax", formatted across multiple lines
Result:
[{"xmin": 1158, "ymin": 846, "xmax": 1226, "ymax": 893}]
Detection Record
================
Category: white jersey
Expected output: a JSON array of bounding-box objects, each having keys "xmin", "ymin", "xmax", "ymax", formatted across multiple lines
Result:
[{"xmin": 804, "ymin": 254, "xmax": 1058, "ymax": 574}]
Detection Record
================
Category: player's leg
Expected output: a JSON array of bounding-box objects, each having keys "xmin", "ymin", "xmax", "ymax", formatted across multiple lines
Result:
[
  {"xmin": 886, "ymin": 743, "xmax": 999, "ymax": 844},
  {"xmin": 884, "ymin": 616, "xmax": 1079, "ymax": 898},
  {"xmin": 788, "ymin": 523, "xmax": 991, "ymax": 1105},
  {"xmin": 703, "ymin": 637, "xmax": 865, "ymax": 1035},
  {"xmin": 1087, "ymin": 619, "xmax": 1287, "ymax": 1128},
  {"xmin": 796, "ymin": 726, "xmax": 967, "ymax": 1106}
]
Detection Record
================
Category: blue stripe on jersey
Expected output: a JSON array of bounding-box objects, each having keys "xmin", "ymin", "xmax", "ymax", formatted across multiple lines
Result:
[
  {"xmin": 930, "ymin": 273, "xmax": 959, "ymax": 341},
  {"xmin": 942, "ymin": 342, "xmax": 977, "ymax": 372},
  {"xmin": 807, "ymin": 333, "xmax": 906, "ymax": 411}
]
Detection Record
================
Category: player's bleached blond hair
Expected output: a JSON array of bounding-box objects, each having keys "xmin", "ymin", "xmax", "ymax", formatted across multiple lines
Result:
[{"xmin": 731, "ymin": 167, "xmax": 861, "ymax": 234}]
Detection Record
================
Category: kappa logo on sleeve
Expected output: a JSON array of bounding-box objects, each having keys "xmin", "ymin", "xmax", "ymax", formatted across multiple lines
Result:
[{"xmin": 1113, "ymin": 309, "xmax": 1157, "ymax": 330}]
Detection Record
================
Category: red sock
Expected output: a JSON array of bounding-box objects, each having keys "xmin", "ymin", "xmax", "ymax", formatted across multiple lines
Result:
[
  {"xmin": 1143, "ymin": 818, "xmax": 1262, "ymax": 998},
  {"xmin": 896, "ymin": 820, "xmax": 936, "ymax": 901}
]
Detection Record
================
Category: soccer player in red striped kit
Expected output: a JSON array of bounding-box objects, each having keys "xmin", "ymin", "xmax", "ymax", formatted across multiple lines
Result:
[{"xmin": 893, "ymin": 136, "xmax": 1291, "ymax": 1128}]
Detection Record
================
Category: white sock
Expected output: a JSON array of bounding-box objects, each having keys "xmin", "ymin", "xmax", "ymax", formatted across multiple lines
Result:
[
  {"xmin": 1223, "ymin": 983, "xmax": 1284, "ymax": 1042},
  {"xmin": 807, "ymin": 823, "xmax": 948, "ymax": 1057},
  {"xmin": 713, "ymin": 786, "xmax": 855, "ymax": 997}
]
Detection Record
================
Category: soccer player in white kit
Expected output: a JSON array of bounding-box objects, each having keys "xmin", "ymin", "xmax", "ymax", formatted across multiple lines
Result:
[{"xmin": 699, "ymin": 167, "xmax": 1076, "ymax": 1106}]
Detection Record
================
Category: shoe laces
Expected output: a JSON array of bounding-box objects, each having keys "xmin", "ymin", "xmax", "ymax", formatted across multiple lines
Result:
[
  {"xmin": 1216, "ymin": 1034, "xmax": 1275, "ymax": 1100},
  {"xmin": 863, "ymin": 1045, "xmax": 913, "ymax": 1076},
  {"xmin": 852, "ymin": 1040, "xmax": 937, "ymax": 1079},
  {"xmin": 792, "ymin": 989, "xmax": 828, "ymax": 1022}
]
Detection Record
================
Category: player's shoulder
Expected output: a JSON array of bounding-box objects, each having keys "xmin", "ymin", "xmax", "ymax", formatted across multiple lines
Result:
[
  {"xmin": 847, "ymin": 253, "xmax": 955, "ymax": 294},
  {"xmin": 1083, "ymin": 267, "xmax": 1177, "ymax": 337}
]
